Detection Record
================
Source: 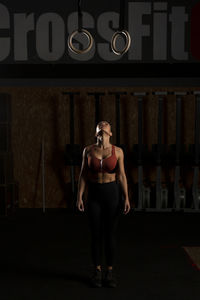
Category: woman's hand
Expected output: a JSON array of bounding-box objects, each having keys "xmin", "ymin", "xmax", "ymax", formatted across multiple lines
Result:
[
  {"xmin": 123, "ymin": 198, "xmax": 131, "ymax": 215},
  {"xmin": 76, "ymin": 198, "xmax": 85, "ymax": 212}
]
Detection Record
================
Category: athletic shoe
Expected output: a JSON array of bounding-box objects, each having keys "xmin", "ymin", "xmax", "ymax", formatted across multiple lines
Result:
[
  {"xmin": 104, "ymin": 269, "xmax": 117, "ymax": 288},
  {"xmin": 90, "ymin": 269, "xmax": 102, "ymax": 288}
]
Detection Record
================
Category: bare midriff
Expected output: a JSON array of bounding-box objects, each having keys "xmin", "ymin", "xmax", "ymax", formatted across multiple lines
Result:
[{"xmin": 87, "ymin": 169, "xmax": 116, "ymax": 184}]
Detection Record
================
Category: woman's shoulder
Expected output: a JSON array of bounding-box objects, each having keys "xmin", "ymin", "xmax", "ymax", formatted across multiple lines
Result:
[
  {"xmin": 113, "ymin": 145, "xmax": 124, "ymax": 159},
  {"xmin": 113, "ymin": 145, "xmax": 123, "ymax": 152},
  {"xmin": 84, "ymin": 144, "xmax": 95, "ymax": 153},
  {"xmin": 86, "ymin": 144, "xmax": 95, "ymax": 149}
]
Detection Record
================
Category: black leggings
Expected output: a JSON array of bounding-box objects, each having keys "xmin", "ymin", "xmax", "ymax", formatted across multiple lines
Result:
[{"xmin": 86, "ymin": 181, "xmax": 123, "ymax": 267}]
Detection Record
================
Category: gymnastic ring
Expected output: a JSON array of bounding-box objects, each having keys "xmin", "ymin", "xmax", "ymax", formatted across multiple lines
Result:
[
  {"xmin": 111, "ymin": 30, "xmax": 131, "ymax": 56},
  {"xmin": 68, "ymin": 29, "xmax": 94, "ymax": 54}
]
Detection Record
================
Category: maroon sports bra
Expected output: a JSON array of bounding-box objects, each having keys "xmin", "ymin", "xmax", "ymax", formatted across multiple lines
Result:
[{"xmin": 88, "ymin": 144, "xmax": 118, "ymax": 174}]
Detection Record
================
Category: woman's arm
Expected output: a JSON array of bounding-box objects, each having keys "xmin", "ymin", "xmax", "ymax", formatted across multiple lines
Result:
[
  {"xmin": 77, "ymin": 147, "xmax": 88, "ymax": 202},
  {"xmin": 116, "ymin": 148, "xmax": 129, "ymax": 199},
  {"xmin": 116, "ymin": 148, "xmax": 130, "ymax": 214}
]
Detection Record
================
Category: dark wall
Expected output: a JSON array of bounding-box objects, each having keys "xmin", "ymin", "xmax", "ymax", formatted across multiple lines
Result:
[{"xmin": 0, "ymin": 86, "xmax": 198, "ymax": 208}]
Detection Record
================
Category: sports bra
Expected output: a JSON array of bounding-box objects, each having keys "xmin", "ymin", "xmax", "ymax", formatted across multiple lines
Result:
[{"xmin": 88, "ymin": 144, "xmax": 118, "ymax": 174}]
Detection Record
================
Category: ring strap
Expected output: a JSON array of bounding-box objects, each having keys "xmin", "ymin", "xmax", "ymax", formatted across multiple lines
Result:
[
  {"xmin": 110, "ymin": 0, "xmax": 131, "ymax": 56},
  {"xmin": 78, "ymin": 0, "xmax": 83, "ymax": 32},
  {"xmin": 119, "ymin": 0, "xmax": 125, "ymax": 31}
]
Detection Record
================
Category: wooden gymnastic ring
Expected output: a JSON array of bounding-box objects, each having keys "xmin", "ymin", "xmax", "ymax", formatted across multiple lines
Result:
[
  {"xmin": 111, "ymin": 30, "xmax": 131, "ymax": 55},
  {"xmin": 68, "ymin": 29, "xmax": 93, "ymax": 54}
]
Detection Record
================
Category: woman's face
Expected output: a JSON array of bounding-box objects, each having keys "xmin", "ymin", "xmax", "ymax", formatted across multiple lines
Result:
[{"xmin": 96, "ymin": 121, "xmax": 112, "ymax": 137}]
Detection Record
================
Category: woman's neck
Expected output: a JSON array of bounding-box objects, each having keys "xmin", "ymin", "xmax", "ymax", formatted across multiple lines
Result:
[{"xmin": 96, "ymin": 139, "xmax": 111, "ymax": 149}]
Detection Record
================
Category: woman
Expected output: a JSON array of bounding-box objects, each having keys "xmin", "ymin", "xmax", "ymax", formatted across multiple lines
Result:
[{"xmin": 76, "ymin": 120, "xmax": 130, "ymax": 288}]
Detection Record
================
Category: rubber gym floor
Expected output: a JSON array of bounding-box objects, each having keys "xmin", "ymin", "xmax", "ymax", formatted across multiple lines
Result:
[{"xmin": 0, "ymin": 208, "xmax": 199, "ymax": 300}]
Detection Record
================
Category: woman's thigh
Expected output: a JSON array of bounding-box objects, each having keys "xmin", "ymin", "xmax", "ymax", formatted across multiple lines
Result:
[
  {"xmin": 101, "ymin": 182, "xmax": 121, "ymax": 227},
  {"xmin": 86, "ymin": 185, "xmax": 103, "ymax": 231},
  {"xmin": 86, "ymin": 181, "xmax": 122, "ymax": 224}
]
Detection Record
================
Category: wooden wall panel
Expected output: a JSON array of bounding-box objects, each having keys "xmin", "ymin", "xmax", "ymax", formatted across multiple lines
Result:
[{"xmin": 0, "ymin": 86, "xmax": 198, "ymax": 208}]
